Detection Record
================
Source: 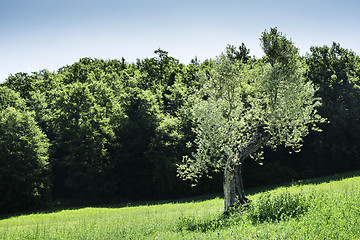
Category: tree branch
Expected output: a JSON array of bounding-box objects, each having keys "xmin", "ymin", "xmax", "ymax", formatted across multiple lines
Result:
[{"xmin": 237, "ymin": 127, "xmax": 270, "ymax": 163}]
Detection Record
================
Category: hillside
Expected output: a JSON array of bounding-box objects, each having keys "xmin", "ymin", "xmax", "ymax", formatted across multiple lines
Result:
[{"xmin": 1, "ymin": 171, "xmax": 359, "ymax": 239}]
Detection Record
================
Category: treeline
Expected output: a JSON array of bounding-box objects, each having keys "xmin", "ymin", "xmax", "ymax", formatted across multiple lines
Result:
[{"xmin": 1, "ymin": 43, "xmax": 360, "ymax": 214}]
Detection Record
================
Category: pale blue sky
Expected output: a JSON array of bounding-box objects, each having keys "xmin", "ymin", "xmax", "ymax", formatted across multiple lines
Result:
[{"xmin": 1, "ymin": 0, "xmax": 359, "ymax": 82}]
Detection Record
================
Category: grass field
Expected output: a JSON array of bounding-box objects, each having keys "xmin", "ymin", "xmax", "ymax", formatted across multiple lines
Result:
[{"xmin": 1, "ymin": 171, "xmax": 360, "ymax": 239}]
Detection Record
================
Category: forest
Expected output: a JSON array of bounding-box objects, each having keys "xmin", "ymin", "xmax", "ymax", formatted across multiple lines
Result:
[{"xmin": 1, "ymin": 29, "xmax": 360, "ymax": 214}]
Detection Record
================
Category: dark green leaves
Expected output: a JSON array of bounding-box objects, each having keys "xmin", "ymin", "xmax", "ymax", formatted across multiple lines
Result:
[
  {"xmin": 260, "ymin": 27, "xmax": 299, "ymax": 67},
  {"xmin": 0, "ymin": 106, "xmax": 50, "ymax": 213}
]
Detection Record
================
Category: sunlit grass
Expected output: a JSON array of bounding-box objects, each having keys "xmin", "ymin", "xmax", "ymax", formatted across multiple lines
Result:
[{"xmin": 1, "ymin": 171, "xmax": 359, "ymax": 239}]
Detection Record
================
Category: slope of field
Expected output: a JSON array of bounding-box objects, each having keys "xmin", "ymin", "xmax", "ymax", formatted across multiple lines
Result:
[{"xmin": 1, "ymin": 171, "xmax": 360, "ymax": 239}]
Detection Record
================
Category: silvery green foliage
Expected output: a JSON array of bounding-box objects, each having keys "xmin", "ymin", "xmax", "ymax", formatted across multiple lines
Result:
[{"xmin": 178, "ymin": 51, "xmax": 324, "ymax": 184}]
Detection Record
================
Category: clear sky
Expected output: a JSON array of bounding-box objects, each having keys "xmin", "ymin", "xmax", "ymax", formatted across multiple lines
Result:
[{"xmin": 1, "ymin": 0, "xmax": 359, "ymax": 83}]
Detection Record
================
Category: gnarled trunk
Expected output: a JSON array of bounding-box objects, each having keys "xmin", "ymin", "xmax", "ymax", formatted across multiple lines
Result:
[
  {"xmin": 223, "ymin": 128, "xmax": 270, "ymax": 214},
  {"xmin": 223, "ymin": 161, "xmax": 248, "ymax": 213},
  {"xmin": 223, "ymin": 156, "xmax": 236, "ymax": 213},
  {"xmin": 235, "ymin": 163, "xmax": 249, "ymax": 204}
]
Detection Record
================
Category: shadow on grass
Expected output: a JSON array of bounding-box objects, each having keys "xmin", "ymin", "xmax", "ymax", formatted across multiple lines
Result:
[
  {"xmin": 176, "ymin": 186, "xmax": 314, "ymax": 232},
  {"xmin": 1, "ymin": 170, "xmax": 359, "ymax": 221},
  {"xmin": 176, "ymin": 209, "xmax": 245, "ymax": 232},
  {"xmin": 0, "ymin": 193, "xmax": 222, "ymax": 221},
  {"xmin": 245, "ymin": 169, "xmax": 360, "ymax": 196}
]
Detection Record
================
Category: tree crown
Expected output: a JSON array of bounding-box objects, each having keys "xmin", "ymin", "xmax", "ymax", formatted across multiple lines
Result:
[{"xmin": 178, "ymin": 29, "xmax": 324, "ymax": 183}]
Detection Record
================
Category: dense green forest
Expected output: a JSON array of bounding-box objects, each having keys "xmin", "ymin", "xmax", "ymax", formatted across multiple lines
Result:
[{"xmin": 1, "ymin": 31, "xmax": 360, "ymax": 214}]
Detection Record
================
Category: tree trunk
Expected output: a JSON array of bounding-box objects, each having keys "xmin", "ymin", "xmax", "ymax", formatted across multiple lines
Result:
[
  {"xmin": 235, "ymin": 163, "xmax": 249, "ymax": 204},
  {"xmin": 223, "ymin": 156, "xmax": 236, "ymax": 214},
  {"xmin": 223, "ymin": 161, "xmax": 249, "ymax": 214},
  {"xmin": 223, "ymin": 127, "xmax": 270, "ymax": 214}
]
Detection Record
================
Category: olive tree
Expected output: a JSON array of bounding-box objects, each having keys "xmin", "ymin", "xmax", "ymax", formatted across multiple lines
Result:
[{"xmin": 178, "ymin": 28, "xmax": 324, "ymax": 213}]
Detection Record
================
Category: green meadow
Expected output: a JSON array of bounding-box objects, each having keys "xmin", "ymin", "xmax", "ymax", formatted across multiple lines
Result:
[{"xmin": 1, "ymin": 171, "xmax": 360, "ymax": 240}]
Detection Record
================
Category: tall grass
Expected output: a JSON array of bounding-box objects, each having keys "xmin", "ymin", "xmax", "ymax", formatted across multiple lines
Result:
[{"xmin": 1, "ymin": 171, "xmax": 359, "ymax": 239}]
